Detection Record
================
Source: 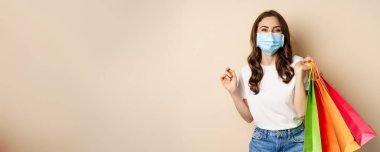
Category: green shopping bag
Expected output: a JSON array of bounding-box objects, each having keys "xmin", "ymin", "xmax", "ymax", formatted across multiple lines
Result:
[{"xmin": 304, "ymin": 63, "xmax": 322, "ymax": 152}]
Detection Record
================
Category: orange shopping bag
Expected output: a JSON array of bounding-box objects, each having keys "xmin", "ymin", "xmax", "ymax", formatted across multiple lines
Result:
[
  {"xmin": 312, "ymin": 62, "xmax": 361, "ymax": 152},
  {"xmin": 313, "ymin": 73, "xmax": 341, "ymax": 151}
]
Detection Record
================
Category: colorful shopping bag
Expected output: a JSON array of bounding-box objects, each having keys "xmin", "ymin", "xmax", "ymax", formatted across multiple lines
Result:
[
  {"xmin": 304, "ymin": 63, "xmax": 322, "ymax": 152},
  {"xmin": 314, "ymin": 75, "xmax": 341, "ymax": 151},
  {"xmin": 312, "ymin": 62, "xmax": 360, "ymax": 152},
  {"xmin": 321, "ymin": 73, "xmax": 377, "ymax": 146}
]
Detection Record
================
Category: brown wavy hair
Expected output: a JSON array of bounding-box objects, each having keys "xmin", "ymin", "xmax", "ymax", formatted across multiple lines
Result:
[{"xmin": 248, "ymin": 10, "xmax": 294, "ymax": 95}]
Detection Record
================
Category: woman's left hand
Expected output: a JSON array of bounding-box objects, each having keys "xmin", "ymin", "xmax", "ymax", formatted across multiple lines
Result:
[{"xmin": 295, "ymin": 56, "xmax": 314, "ymax": 76}]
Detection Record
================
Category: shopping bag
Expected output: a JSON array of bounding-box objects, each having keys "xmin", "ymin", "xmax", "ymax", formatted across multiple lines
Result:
[
  {"xmin": 312, "ymin": 62, "xmax": 360, "ymax": 152},
  {"xmin": 304, "ymin": 63, "xmax": 322, "ymax": 152},
  {"xmin": 321, "ymin": 73, "xmax": 377, "ymax": 146},
  {"xmin": 314, "ymin": 74, "xmax": 341, "ymax": 151}
]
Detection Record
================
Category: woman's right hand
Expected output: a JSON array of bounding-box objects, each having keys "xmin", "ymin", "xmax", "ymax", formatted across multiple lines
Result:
[{"xmin": 220, "ymin": 67, "xmax": 238, "ymax": 94}]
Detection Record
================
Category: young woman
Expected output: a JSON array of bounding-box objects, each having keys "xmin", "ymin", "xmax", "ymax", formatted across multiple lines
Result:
[{"xmin": 220, "ymin": 10, "xmax": 313, "ymax": 152}]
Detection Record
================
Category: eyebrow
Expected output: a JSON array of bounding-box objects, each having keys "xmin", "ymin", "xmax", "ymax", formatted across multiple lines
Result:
[{"xmin": 259, "ymin": 26, "xmax": 281, "ymax": 28}]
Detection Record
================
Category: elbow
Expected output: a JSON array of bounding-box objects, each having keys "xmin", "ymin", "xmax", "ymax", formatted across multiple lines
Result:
[
  {"xmin": 245, "ymin": 117, "xmax": 253, "ymax": 123},
  {"xmin": 297, "ymin": 106, "xmax": 307, "ymax": 117},
  {"xmin": 295, "ymin": 111, "xmax": 306, "ymax": 118},
  {"xmin": 295, "ymin": 111, "xmax": 306, "ymax": 121},
  {"xmin": 294, "ymin": 102, "xmax": 307, "ymax": 117}
]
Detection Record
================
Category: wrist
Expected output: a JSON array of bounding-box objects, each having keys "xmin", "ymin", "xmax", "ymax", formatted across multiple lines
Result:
[
  {"xmin": 295, "ymin": 70, "xmax": 305, "ymax": 79},
  {"xmin": 229, "ymin": 90, "xmax": 240, "ymax": 97}
]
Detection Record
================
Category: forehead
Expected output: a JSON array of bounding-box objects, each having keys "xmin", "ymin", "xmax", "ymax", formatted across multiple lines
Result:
[{"xmin": 258, "ymin": 16, "xmax": 280, "ymax": 27}]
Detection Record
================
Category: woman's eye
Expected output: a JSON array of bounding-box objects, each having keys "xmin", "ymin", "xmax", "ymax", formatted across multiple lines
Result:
[
  {"xmin": 274, "ymin": 29, "xmax": 281, "ymax": 33},
  {"xmin": 261, "ymin": 29, "xmax": 268, "ymax": 32}
]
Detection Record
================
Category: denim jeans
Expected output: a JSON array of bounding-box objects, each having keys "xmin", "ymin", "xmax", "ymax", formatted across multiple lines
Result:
[{"xmin": 249, "ymin": 123, "xmax": 304, "ymax": 152}]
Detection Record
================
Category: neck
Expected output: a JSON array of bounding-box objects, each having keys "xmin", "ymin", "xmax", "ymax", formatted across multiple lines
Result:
[{"xmin": 261, "ymin": 53, "xmax": 277, "ymax": 66}]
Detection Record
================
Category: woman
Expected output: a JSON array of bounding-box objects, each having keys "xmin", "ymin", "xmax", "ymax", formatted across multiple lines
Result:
[{"xmin": 220, "ymin": 10, "xmax": 313, "ymax": 152}]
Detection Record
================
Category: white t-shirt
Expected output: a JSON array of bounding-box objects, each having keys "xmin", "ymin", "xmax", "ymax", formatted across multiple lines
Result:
[{"xmin": 238, "ymin": 55, "xmax": 309, "ymax": 130}]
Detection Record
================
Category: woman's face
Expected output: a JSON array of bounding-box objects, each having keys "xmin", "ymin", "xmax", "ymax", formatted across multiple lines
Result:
[{"xmin": 257, "ymin": 16, "xmax": 282, "ymax": 34}]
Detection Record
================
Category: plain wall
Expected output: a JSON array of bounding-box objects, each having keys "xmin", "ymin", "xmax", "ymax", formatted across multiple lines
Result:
[{"xmin": 0, "ymin": 0, "xmax": 379, "ymax": 151}]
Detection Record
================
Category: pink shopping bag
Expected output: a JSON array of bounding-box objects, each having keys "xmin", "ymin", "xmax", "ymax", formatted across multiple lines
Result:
[{"xmin": 320, "ymin": 71, "xmax": 377, "ymax": 146}]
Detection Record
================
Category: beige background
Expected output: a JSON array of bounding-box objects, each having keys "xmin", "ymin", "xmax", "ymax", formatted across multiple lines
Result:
[{"xmin": 0, "ymin": 0, "xmax": 379, "ymax": 152}]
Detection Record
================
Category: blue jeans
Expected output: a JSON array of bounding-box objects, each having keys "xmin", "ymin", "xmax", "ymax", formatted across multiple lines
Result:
[{"xmin": 249, "ymin": 123, "xmax": 305, "ymax": 152}]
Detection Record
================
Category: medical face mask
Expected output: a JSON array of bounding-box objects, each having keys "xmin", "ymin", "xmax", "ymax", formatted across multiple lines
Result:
[{"xmin": 256, "ymin": 32, "xmax": 285, "ymax": 56}]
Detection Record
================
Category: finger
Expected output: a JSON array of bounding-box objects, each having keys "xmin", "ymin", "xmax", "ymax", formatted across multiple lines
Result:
[
  {"xmin": 304, "ymin": 56, "xmax": 314, "ymax": 62},
  {"xmin": 302, "ymin": 59, "xmax": 312, "ymax": 64},
  {"xmin": 225, "ymin": 71, "xmax": 232, "ymax": 78},
  {"xmin": 221, "ymin": 74, "xmax": 229, "ymax": 80},
  {"xmin": 306, "ymin": 57, "xmax": 316, "ymax": 67},
  {"xmin": 225, "ymin": 76, "xmax": 231, "ymax": 81},
  {"xmin": 226, "ymin": 68, "xmax": 234, "ymax": 77},
  {"xmin": 303, "ymin": 57, "xmax": 311, "ymax": 62},
  {"xmin": 220, "ymin": 75, "xmax": 225, "ymax": 81},
  {"xmin": 224, "ymin": 67, "xmax": 232, "ymax": 77},
  {"xmin": 221, "ymin": 74, "xmax": 231, "ymax": 81},
  {"xmin": 230, "ymin": 69, "xmax": 236, "ymax": 78}
]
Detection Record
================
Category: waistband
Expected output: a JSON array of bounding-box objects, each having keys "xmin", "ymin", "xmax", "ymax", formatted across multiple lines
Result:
[{"xmin": 253, "ymin": 123, "xmax": 304, "ymax": 138}]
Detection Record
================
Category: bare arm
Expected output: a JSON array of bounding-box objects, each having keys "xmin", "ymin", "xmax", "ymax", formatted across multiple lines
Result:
[
  {"xmin": 220, "ymin": 67, "xmax": 253, "ymax": 123},
  {"xmin": 230, "ymin": 92, "xmax": 253, "ymax": 123},
  {"xmin": 293, "ymin": 72, "xmax": 307, "ymax": 118},
  {"xmin": 293, "ymin": 56, "xmax": 313, "ymax": 118}
]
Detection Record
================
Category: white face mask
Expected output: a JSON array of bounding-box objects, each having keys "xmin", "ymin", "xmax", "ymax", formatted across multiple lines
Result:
[{"xmin": 256, "ymin": 32, "xmax": 285, "ymax": 56}]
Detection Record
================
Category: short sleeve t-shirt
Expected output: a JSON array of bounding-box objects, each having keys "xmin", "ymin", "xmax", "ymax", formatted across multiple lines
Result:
[{"xmin": 238, "ymin": 55, "xmax": 309, "ymax": 130}]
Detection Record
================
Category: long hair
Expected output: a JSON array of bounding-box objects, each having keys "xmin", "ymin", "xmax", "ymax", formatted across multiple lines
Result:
[{"xmin": 248, "ymin": 10, "xmax": 294, "ymax": 95}]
